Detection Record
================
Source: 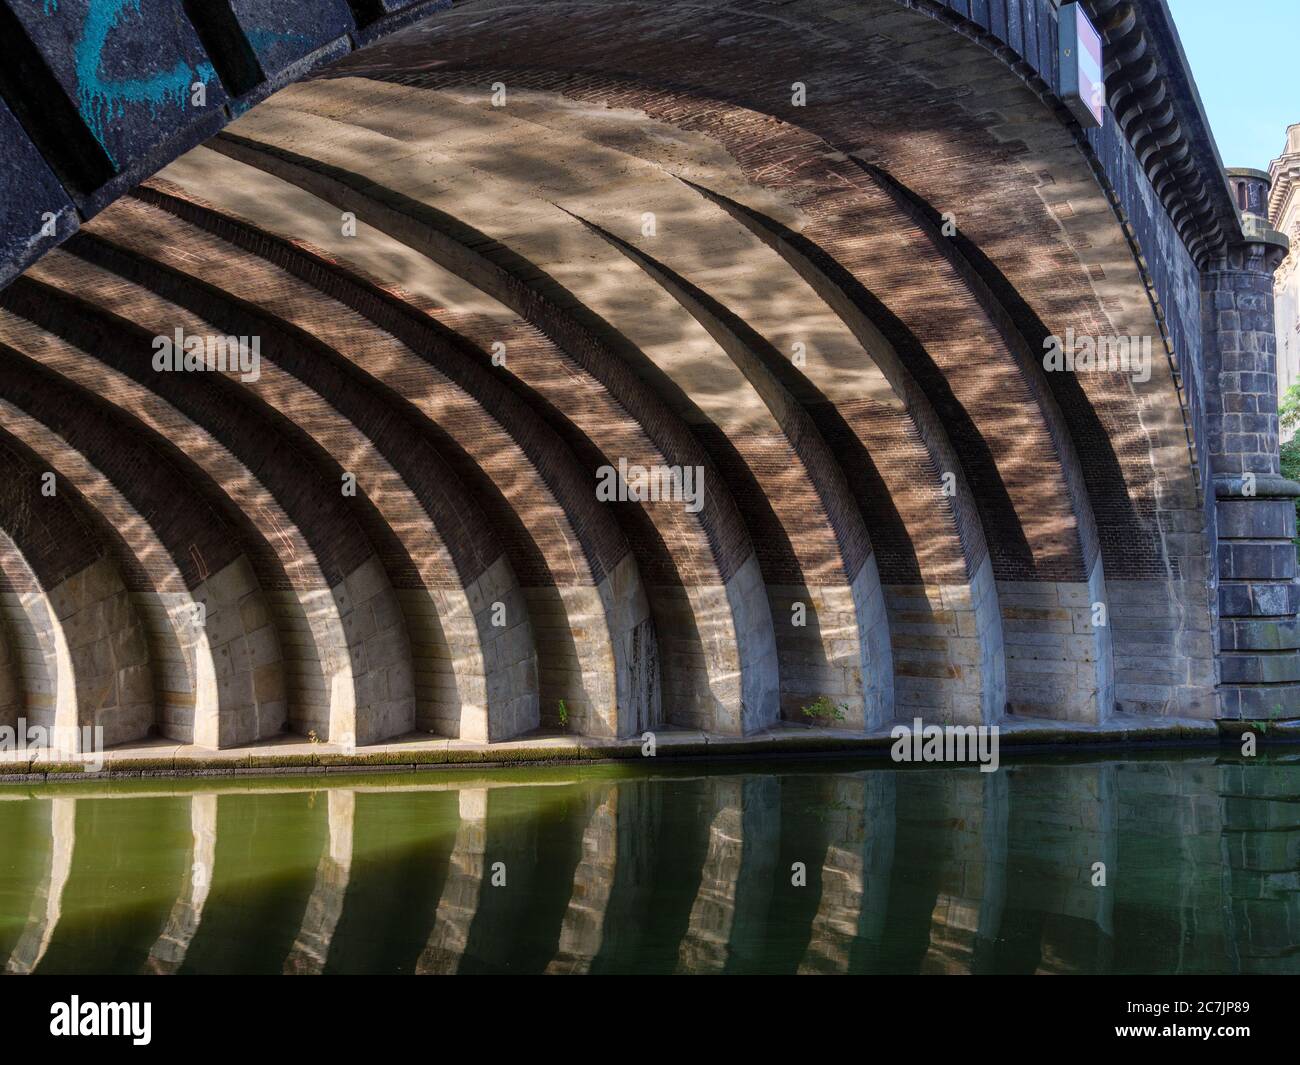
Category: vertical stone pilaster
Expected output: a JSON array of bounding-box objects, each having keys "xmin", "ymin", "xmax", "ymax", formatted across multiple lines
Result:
[{"xmin": 1205, "ymin": 170, "xmax": 1300, "ymax": 719}]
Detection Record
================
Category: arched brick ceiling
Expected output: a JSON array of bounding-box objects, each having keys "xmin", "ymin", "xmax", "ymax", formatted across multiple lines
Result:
[
  {"xmin": 0, "ymin": 416, "xmax": 231, "ymax": 744},
  {"xmin": 319, "ymin": 0, "xmax": 1189, "ymax": 584},
  {"xmin": 0, "ymin": 0, "xmax": 1217, "ymax": 746},
  {"xmin": 0, "ymin": 300, "xmax": 377, "ymax": 743}
]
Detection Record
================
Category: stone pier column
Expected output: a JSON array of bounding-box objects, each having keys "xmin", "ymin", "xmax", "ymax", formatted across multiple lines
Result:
[{"xmin": 1203, "ymin": 169, "xmax": 1300, "ymax": 719}]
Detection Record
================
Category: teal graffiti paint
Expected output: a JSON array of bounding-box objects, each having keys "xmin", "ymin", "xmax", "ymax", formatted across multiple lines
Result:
[
  {"xmin": 245, "ymin": 28, "xmax": 314, "ymax": 58},
  {"xmin": 73, "ymin": 0, "xmax": 215, "ymax": 166}
]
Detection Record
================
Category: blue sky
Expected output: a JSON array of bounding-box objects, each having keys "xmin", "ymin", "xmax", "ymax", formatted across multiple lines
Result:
[{"xmin": 1165, "ymin": 0, "xmax": 1296, "ymax": 170}]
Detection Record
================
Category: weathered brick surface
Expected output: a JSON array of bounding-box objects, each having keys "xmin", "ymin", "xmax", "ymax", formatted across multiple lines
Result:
[
  {"xmin": 205, "ymin": 120, "xmax": 788, "ymax": 731},
  {"xmin": 331, "ymin": 0, "xmax": 1172, "ymax": 584},
  {"xmin": 0, "ymin": 408, "xmax": 282, "ymax": 745},
  {"xmin": 0, "ymin": 304, "xmax": 414, "ymax": 744},
  {"xmin": 92, "ymin": 190, "xmax": 668, "ymax": 734}
]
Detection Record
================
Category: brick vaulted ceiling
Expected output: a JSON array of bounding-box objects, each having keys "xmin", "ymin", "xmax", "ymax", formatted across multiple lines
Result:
[{"xmin": 0, "ymin": 0, "xmax": 1218, "ymax": 751}]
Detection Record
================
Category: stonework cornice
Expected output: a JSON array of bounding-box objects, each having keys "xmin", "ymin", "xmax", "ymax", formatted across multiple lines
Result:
[
  {"xmin": 1267, "ymin": 124, "xmax": 1300, "ymax": 227},
  {"xmin": 1267, "ymin": 135, "xmax": 1300, "ymax": 283},
  {"xmin": 1084, "ymin": 0, "xmax": 1244, "ymax": 268},
  {"xmin": 1269, "ymin": 157, "xmax": 1300, "ymax": 228}
]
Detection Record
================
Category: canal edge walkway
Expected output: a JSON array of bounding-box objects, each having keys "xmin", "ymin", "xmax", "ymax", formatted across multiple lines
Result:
[{"xmin": 3, "ymin": 713, "xmax": 1300, "ymax": 784}]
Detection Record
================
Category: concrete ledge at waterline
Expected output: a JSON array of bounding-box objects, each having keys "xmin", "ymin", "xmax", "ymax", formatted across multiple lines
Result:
[{"xmin": 3, "ymin": 715, "xmax": 1300, "ymax": 783}]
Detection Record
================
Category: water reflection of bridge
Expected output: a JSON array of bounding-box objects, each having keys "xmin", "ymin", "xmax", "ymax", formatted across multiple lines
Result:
[{"xmin": 1, "ymin": 760, "xmax": 1297, "ymax": 974}]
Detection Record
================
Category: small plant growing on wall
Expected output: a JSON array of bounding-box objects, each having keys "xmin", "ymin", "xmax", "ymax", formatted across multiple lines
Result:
[
  {"xmin": 557, "ymin": 699, "xmax": 569, "ymax": 730},
  {"xmin": 801, "ymin": 695, "xmax": 847, "ymax": 725}
]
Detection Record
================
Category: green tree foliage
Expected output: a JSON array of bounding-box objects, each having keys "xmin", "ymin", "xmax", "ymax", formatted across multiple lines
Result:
[{"xmin": 1280, "ymin": 384, "xmax": 1300, "ymax": 543}]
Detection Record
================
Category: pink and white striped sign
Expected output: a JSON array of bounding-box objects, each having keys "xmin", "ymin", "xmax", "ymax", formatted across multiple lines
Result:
[
  {"xmin": 1075, "ymin": 4, "xmax": 1105, "ymax": 125},
  {"xmin": 1060, "ymin": 2, "xmax": 1105, "ymax": 128}
]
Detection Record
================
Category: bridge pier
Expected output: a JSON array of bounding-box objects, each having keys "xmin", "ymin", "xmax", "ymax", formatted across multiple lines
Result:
[{"xmin": 1205, "ymin": 169, "xmax": 1299, "ymax": 718}]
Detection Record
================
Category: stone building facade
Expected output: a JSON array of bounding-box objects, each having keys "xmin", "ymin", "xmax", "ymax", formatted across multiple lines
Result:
[{"xmin": 1270, "ymin": 124, "xmax": 1300, "ymax": 437}]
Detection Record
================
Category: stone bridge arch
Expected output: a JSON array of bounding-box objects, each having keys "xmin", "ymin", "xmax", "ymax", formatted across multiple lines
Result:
[{"xmin": 0, "ymin": 0, "xmax": 1294, "ymax": 745}]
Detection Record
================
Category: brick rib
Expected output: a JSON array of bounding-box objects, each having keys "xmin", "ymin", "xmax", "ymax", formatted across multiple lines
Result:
[
  {"xmin": 571, "ymin": 210, "xmax": 893, "ymax": 726},
  {"xmin": 46, "ymin": 232, "xmax": 533, "ymax": 742},
  {"xmin": 206, "ymin": 129, "xmax": 781, "ymax": 733},
  {"xmin": 0, "ymin": 445, "xmax": 154, "ymax": 748},
  {"xmin": 0, "ymin": 412, "xmax": 237, "ymax": 746},
  {"xmin": 0, "ymin": 297, "xmax": 382, "ymax": 745},
  {"xmin": 87, "ymin": 193, "xmax": 662, "ymax": 739}
]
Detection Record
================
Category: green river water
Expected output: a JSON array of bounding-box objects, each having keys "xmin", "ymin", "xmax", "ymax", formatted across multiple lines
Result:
[{"xmin": 1, "ymin": 752, "xmax": 1297, "ymax": 974}]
